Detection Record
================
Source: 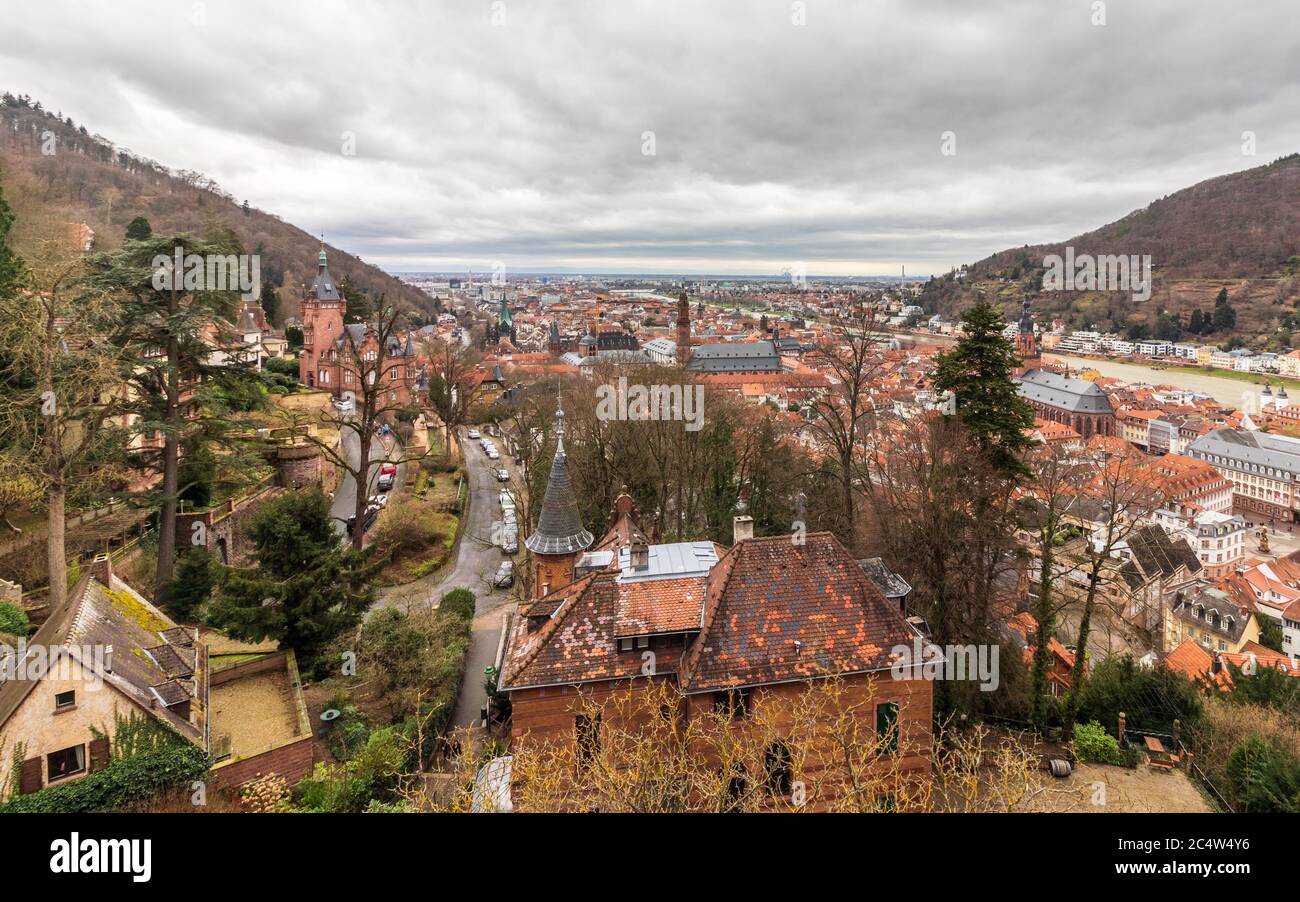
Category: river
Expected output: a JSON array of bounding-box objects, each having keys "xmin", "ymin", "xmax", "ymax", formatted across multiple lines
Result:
[{"xmin": 1050, "ymin": 354, "xmax": 1266, "ymax": 408}]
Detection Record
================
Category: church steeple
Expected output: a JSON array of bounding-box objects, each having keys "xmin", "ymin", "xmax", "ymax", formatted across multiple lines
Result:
[
  {"xmin": 676, "ymin": 289, "xmax": 691, "ymax": 367},
  {"xmin": 1016, "ymin": 296, "xmax": 1040, "ymax": 373}
]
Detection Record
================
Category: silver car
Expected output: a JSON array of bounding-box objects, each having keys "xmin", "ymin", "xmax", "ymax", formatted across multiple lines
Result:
[{"xmin": 493, "ymin": 560, "xmax": 514, "ymax": 588}]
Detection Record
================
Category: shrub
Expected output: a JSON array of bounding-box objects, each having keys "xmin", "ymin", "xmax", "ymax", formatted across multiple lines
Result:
[
  {"xmin": 1076, "ymin": 655, "xmax": 1203, "ymax": 734},
  {"xmin": 0, "ymin": 743, "xmax": 210, "ymax": 813},
  {"xmin": 1074, "ymin": 720, "xmax": 1125, "ymax": 766},
  {"xmin": 296, "ymin": 727, "xmax": 410, "ymax": 813},
  {"xmin": 328, "ymin": 705, "xmax": 372, "ymax": 762},
  {"xmin": 0, "ymin": 601, "xmax": 30, "ymax": 638},
  {"xmin": 1225, "ymin": 733, "xmax": 1300, "ymax": 812},
  {"xmin": 264, "ymin": 355, "xmax": 299, "ymax": 377},
  {"xmin": 439, "ymin": 588, "xmax": 476, "ymax": 621}
]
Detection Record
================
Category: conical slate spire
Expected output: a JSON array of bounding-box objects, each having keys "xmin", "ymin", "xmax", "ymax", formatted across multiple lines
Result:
[
  {"xmin": 310, "ymin": 245, "xmax": 341, "ymax": 301},
  {"xmin": 525, "ymin": 405, "xmax": 593, "ymax": 556}
]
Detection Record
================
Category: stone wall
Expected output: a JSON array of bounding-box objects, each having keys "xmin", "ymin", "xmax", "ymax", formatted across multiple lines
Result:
[{"xmin": 174, "ymin": 484, "xmax": 286, "ymax": 566}]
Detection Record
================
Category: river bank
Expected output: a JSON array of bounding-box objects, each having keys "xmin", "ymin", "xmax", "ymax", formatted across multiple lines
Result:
[{"xmin": 1050, "ymin": 354, "xmax": 1299, "ymax": 407}]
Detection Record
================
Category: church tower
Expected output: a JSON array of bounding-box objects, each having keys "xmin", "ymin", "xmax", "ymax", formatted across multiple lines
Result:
[
  {"xmin": 524, "ymin": 404, "xmax": 594, "ymax": 598},
  {"xmin": 1016, "ymin": 296, "xmax": 1041, "ymax": 375},
  {"xmin": 675, "ymin": 289, "xmax": 691, "ymax": 368}
]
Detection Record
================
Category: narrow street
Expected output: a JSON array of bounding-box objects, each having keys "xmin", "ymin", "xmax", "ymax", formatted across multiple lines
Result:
[
  {"xmin": 330, "ymin": 421, "xmax": 402, "ymax": 541},
  {"xmin": 370, "ymin": 427, "xmax": 517, "ymax": 728}
]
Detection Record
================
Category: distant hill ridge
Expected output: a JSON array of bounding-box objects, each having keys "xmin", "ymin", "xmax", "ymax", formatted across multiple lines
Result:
[
  {"xmin": 920, "ymin": 153, "xmax": 1300, "ymax": 347},
  {"xmin": 0, "ymin": 93, "xmax": 435, "ymax": 321}
]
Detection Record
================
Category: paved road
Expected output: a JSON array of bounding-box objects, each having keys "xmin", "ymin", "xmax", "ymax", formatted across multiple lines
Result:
[
  {"xmin": 373, "ymin": 427, "xmax": 517, "ymax": 728},
  {"xmin": 331, "ymin": 424, "xmax": 402, "ymax": 541}
]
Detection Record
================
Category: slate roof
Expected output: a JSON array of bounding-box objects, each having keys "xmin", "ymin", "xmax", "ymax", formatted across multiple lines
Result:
[
  {"xmin": 677, "ymin": 533, "xmax": 919, "ymax": 693},
  {"xmin": 857, "ymin": 557, "xmax": 913, "ymax": 599},
  {"xmin": 0, "ymin": 568, "xmax": 205, "ymax": 743},
  {"xmin": 685, "ymin": 340, "xmax": 782, "ymax": 374},
  {"xmin": 310, "ymin": 252, "xmax": 341, "ymax": 302},
  {"xmin": 524, "ymin": 414, "xmax": 594, "ymax": 556},
  {"xmin": 1016, "ymin": 369, "xmax": 1114, "ymax": 415},
  {"xmin": 1127, "ymin": 524, "xmax": 1202, "ymax": 580},
  {"xmin": 1188, "ymin": 428, "xmax": 1300, "ymax": 479}
]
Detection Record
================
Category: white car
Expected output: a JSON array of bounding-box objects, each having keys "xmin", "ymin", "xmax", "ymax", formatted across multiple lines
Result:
[
  {"xmin": 493, "ymin": 560, "xmax": 514, "ymax": 588},
  {"xmin": 370, "ymin": 494, "xmax": 389, "ymax": 508},
  {"xmin": 467, "ymin": 429, "xmax": 481, "ymax": 439},
  {"xmin": 496, "ymin": 468, "xmax": 510, "ymax": 482},
  {"xmin": 502, "ymin": 529, "xmax": 519, "ymax": 555},
  {"xmin": 486, "ymin": 449, "xmax": 500, "ymax": 460},
  {"xmin": 499, "ymin": 491, "xmax": 515, "ymax": 510}
]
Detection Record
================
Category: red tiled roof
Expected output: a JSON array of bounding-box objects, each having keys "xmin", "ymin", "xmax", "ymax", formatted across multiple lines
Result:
[
  {"xmin": 677, "ymin": 533, "xmax": 916, "ymax": 692},
  {"xmin": 616, "ymin": 576, "xmax": 708, "ymax": 637},
  {"xmin": 1165, "ymin": 638, "xmax": 1217, "ymax": 684}
]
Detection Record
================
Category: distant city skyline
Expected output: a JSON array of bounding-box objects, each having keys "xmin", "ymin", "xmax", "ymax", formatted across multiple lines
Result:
[{"xmin": 3, "ymin": 1, "xmax": 1298, "ymax": 276}]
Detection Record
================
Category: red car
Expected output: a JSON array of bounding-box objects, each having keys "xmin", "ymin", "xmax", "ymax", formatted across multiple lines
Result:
[{"xmin": 376, "ymin": 462, "xmax": 398, "ymax": 491}]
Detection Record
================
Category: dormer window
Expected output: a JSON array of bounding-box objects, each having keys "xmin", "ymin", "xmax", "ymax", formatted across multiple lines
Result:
[{"xmin": 618, "ymin": 636, "xmax": 651, "ymax": 653}]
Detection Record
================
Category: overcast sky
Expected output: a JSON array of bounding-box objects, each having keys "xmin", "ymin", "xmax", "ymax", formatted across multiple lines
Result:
[{"xmin": 2, "ymin": 0, "xmax": 1297, "ymax": 276}]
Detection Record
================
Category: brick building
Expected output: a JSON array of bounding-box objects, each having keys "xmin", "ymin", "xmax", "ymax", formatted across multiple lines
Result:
[
  {"xmin": 298, "ymin": 248, "xmax": 425, "ymax": 409},
  {"xmin": 1015, "ymin": 369, "xmax": 1116, "ymax": 439},
  {"xmin": 501, "ymin": 432, "xmax": 934, "ymax": 807}
]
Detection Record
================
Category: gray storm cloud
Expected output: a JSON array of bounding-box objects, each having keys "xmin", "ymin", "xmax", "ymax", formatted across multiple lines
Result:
[{"xmin": 2, "ymin": 0, "xmax": 1297, "ymax": 274}]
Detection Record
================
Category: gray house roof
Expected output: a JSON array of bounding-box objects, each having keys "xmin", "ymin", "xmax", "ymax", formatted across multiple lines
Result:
[
  {"xmin": 685, "ymin": 340, "xmax": 781, "ymax": 373},
  {"xmin": 1015, "ymin": 369, "xmax": 1113, "ymax": 415},
  {"xmin": 1188, "ymin": 428, "xmax": 1300, "ymax": 480},
  {"xmin": 857, "ymin": 557, "xmax": 912, "ymax": 600},
  {"xmin": 643, "ymin": 337, "xmax": 677, "ymax": 357}
]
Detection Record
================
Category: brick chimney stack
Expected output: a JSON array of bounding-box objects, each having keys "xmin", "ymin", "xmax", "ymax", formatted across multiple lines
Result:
[
  {"xmin": 733, "ymin": 515, "xmax": 754, "ymax": 544},
  {"xmin": 90, "ymin": 552, "xmax": 112, "ymax": 586}
]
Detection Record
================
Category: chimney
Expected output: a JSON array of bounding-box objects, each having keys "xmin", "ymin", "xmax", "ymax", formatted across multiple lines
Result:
[
  {"xmin": 629, "ymin": 543, "xmax": 650, "ymax": 571},
  {"xmin": 733, "ymin": 515, "xmax": 754, "ymax": 544},
  {"xmin": 614, "ymin": 492, "xmax": 633, "ymax": 517},
  {"xmin": 90, "ymin": 552, "xmax": 112, "ymax": 586}
]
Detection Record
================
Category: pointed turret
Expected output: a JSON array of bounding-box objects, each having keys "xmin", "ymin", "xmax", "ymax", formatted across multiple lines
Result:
[
  {"xmin": 311, "ymin": 246, "xmax": 341, "ymax": 301},
  {"xmin": 526, "ymin": 404, "xmax": 594, "ymax": 597},
  {"xmin": 526, "ymin": 406, "xmax": 593, "ymax": 557}
]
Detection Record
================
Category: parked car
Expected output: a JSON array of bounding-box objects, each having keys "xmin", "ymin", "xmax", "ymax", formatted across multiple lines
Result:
[
  {"xmin": 370, "ymin": 493, "xmax": 389, "ymax": 508},
  {"xmin": 496, "ymin": 468, "xmax": 510, "ymax": 482},
  {"xmin": 346, "ymin": 503, "xmax": 381, "ymax": 537},
  {"xmin": 493, "ymin": 560, "xmax": 514, "ymax": 588},
  {"xmin": 376, "ymin": 462, "xmax": 398, "ymax": 491},
  {"xmin": 467, "ymin": 429, "xmax": 481, "ymax": 439},
  {"xmin": 501, "ymin": 528, "xmax": 518, "ymax": 555},
  {"xmin": 499, "ymin": 491, "xmax": 515, "ymax": 510},
  {"xmin": 486, "ymin": 449, "xmax": 500, "ymax": 461}
]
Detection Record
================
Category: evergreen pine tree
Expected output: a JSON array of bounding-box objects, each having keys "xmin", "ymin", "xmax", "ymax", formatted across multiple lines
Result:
[
  {"xmin": 207, "ymin": 489, "xmax": 378, "ymax": 659},
  {"xmin": 931, "ymin": 300, "xmax": 1034, "ymax": 475},
  {"xmin": 124, "ymin": 216, "xmax": 152, "ymax": 241}
]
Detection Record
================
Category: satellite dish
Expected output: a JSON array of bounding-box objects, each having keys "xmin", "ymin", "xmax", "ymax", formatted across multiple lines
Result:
[{"xmin": 321, "ymin": 709, "xmax": 341, "ymax": 722}]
